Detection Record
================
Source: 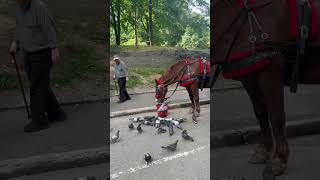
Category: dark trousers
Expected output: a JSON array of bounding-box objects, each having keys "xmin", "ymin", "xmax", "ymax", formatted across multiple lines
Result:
[
  {"xmin": 25, "ymin": 49, "xmax": 62, "ymax": 124},
  {"xmin": 117, "ymin": 77, "xmax": 130, "ymax": 101}
]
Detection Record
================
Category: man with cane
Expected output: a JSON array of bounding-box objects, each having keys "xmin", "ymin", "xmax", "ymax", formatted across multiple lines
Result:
[
  {"xmin": 10, "ymin": 0, "xmax": 66, "ymax": 133},
  {"xmin": 113, "ymin": 55, "xmax": 131, "ymax": 103}
]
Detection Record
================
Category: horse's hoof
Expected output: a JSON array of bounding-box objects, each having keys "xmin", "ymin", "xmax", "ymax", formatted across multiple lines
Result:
[
  {"xmin": 189, "ymin": 108, "xmax": 194, "ymax": 114},
  {"xmin": 248, "ymin": 144, "xmax": 269, "ymax": 164},
  {"xmin": 248, "ymin": 152, "xmax": 267, "ymax": 164},
  {"xmin": 272, "ymin": 157, "xmax": 287, "ymax": 176}
]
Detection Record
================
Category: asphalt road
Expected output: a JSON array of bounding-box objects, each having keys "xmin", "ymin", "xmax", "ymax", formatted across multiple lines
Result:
[
  {"xmin": 0, "ymin": 102, "xmax": 108, "ymax": 161},
  {"xmin": 212, "ymin": 134, "xmax": 320, "ymax": 180},
  {"xmin": 110, "ymin": 105, "xmax": 210, "ymax": 180},
  {"xmin": 213, "ymin": 84, "xmax": 320, "ymax": 131}
]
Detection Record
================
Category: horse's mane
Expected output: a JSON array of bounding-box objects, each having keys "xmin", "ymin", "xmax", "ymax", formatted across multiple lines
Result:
[{"xmin": 160, "ymin": 59, "xmax": 197, "ymax": 86}]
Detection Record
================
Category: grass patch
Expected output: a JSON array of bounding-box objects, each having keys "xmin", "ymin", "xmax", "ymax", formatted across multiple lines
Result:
[
  {"xmin": 0, "ymin": 75, "xmax": 19, "ymax": 90},
  {"xmin": 110, "ymin": 67, "xmax": 165, "ymax": 90},
  {"xmin": 51, "ymin": 42, "xmax": 105, "ymax": 87},
  {"xmin": 49, "ymin": 16, "xmax": 106, "ymax": 87}
]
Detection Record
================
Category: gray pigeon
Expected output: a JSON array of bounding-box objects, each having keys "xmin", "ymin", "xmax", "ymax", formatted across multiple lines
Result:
[
  {"xmin": 110, "ymin": 130, "xmax": 120, "ymax": 143},
  {"xmin": 182, "ymin": 130, "xmax": 194, "ymax": 142},
  {"xmin": 137, "ymin": 123, "xmax": 143, "ymax": 133},
  {"xmin": 128, "ymin": 123, "xmax": 134, "ymax": 130},
  {"xmin": 263, "ymin": 159, "xmax": 275, "ymax": 180},
  {"xmin": 168, "ymin": 122, "xmax": 174, "ymax": 136},
  {"xmin": 161, "ymin": 140, "xmax": 178, "ymax": 151},
  {"xmin": 157, "ymin": 127, "xmax": 167, "ymax": 134},
  {"xmin": 144, "ymin": 153, "xmax": 152, "ymax": 163},
  {"xmin": 192, "ymin": 114, "xmax": 198, "ymax": 124}
]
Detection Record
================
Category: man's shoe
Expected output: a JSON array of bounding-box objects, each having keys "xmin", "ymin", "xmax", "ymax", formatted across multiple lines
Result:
[
  {"xmin": 48, "ymin": 112, "xmax": 67, "ymax": 122},
  {"xmin": 118, "ymin": 100, "xmax": 125, "ymax": 104},
  {"xmin": 126, "ymin": 97, "xmax": 131, "ymax": 101},
  {"xmin": 24, "ymin": 121, "xmax": 50, "ymax": 133}
]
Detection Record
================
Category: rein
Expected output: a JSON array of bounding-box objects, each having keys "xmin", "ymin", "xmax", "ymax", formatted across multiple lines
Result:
[{"xmin": 157, "ymin": 60, "xmax": 197, "ymax": 101}]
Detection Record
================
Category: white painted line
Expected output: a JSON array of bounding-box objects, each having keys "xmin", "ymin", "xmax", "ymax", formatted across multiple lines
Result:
[{"xmin": 110, "ymin": 146, "xmax": 207, "ymax": 179}]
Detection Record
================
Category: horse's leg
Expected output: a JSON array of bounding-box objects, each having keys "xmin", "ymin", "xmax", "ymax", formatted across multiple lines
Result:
[
  {"xmin": 191, "ymin": 83, "xmax": 200, "ymax": 117},
  {"xmin": 242, "ymin": 80, "xmax": 273, "ymax": 164},
  {"xmin": 186, "ymin": 85, "xmax": 195, "ymax": 114},
  {"xmin": 258, "ymin": 60, "xmax": 289, "ymax": 176}
]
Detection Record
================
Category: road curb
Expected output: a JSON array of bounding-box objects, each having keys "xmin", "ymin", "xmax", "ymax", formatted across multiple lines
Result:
[
  {"xmin": 110, "ymin": 99, "xmax": 211, "ymax": 118},
  {"xmin": 0, "ymin": 97, "xmax": 108, "ymax": 112},
  {"xmin": 0, "ymin": 85, "xmax": 241, "ymax": 112},
  {"xmin": 110, "ymin": 85, "xmax": 242, "ymax": 97},
  {"xmin": 212, "ymin": 118, "xmax": 320, "ymax": 148},
  {"xmin": 0, "ymin": 146, "xmax": 108, "ymax": 179}
]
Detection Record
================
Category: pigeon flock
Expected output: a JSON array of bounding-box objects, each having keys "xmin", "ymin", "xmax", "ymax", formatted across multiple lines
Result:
[{"xmin": 110, "ymin": 115, "xmax": 195, "ymax": 164}]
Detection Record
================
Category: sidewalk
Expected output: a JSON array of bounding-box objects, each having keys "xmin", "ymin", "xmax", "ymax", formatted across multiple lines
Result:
[
  {"xmin": 213, "ymin": 85, "xmax": 320, "ymax": 131},
  {"xmin": 0, "ymin": 102, "xmax": 107, "ymax": 162},
  {"xmin": 110, "ymin": 88, "xmax": 210, "ymax": 112},
  {"xmin": 212, "ymin": 134, "xmax": 320, "ymax": 179}
]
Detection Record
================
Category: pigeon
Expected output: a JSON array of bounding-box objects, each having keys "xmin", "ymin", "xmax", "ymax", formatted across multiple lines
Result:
[
  {"xmin": 137, "ymin": 123, "xmax": 143, "ymax": 133},
  {"xmin": 144, "ymin": 153, "xmax": 152, "ymax": 163},
  {"xmin": 192, "ymin": 114, "xmax": 198, "ymax": 124},
  {"xmin": 157, "ymin": 127, "xmax": 167, "ymax": 134},
  {"xmin": 161, "ymin": 140, "xmax": 178, "ymax": 151},
  {"xmin": 263, "ymin": 159, "xmax": 275, "ymax": 180},
  {"xmin": 128, "ymin": 123, "xmax": 134, "ymax": 130},
  {"xmin": 110, "ymin": 130, "xmax": 120, "ymax": 143},
  {"xmin": 177, "ymin": 118, "xmax": 187, "ymax": 123},
  {"xmin": 182, "ymin": 130, "xmax": 194, "ymax": 142},
  {"xmin": 168, "ymin": 122, "xmax": 174, "ymax": 136}
]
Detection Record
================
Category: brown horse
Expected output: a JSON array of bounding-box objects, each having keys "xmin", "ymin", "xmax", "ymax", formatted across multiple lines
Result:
[
  {"xmin": 155, "ymin": 57, "xmax": 211, "ymax": 117},
  {"xmin": 212, "ymin": 0, "xmax": 320, "ymax": 176}
]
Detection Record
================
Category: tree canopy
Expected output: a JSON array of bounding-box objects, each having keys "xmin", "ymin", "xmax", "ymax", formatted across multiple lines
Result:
[{"xmin": 110, "ymin": 0, "xmax": 209, "ymax": 49}]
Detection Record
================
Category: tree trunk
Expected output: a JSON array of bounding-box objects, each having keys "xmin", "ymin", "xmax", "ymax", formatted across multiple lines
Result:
[
  {"xmin": 111, "ymin": 5, "xmax": 118, "ymax": 45},
  {"xmin": 134, "ymin": 4, "xmax": 138, "ymax": 48},
  {"xmin": 148, "ymin": 0, "xmax": 153, "ymax": 46},
  {"xmin": 116, "ymin": 0, "xmax": 121, "ymax": 45}
]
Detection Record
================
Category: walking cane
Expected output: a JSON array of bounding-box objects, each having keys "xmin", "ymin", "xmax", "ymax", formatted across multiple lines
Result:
[
  {"xmin": 10, "ymin": 52, "xmax": 31, "ymax": 120},
  {"xmin": 113, "ymin": 78, "xmax": 119, "ymax": 95}
]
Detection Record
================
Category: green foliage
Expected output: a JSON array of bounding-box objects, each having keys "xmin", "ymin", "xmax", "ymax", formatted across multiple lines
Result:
[
  {"xmin": 0, "ymin": 75, "xmax": 19, "ymax": 90},
  {"xmin": 110, "ymin": 0, "xmax": 209, "ymax": 49},
  {"xmin": 179, "ymin": 26, "xmax": 209, "ymax": 49}
]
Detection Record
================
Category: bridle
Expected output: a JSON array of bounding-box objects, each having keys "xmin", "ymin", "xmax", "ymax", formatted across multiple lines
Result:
[
  {"xmin": 155, "ymin": 60, "xmax": 198, "ymax": 102},
  {"xmin": 210, "ymin": 0, "xmax": 273, "ymax": 88}
]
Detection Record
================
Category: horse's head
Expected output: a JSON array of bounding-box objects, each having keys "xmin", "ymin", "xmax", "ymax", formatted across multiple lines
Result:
[
  {"xmin": 155, "ymin": 78, "xmax": 168, "ymax": 103},
  {"xmin": 213, "ymin": 0, "xmax": 273, "ymax": 64}
]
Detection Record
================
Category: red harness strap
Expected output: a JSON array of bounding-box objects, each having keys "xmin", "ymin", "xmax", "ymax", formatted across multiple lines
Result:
[
  {"xmin": 287, "ymin": 0, "xmax": 318, "ymax": 41},
  {"xmin": 309, "ymin": 0, "xmax": 318, "ymax": 41},
  {"xmin": 199, "ymin": 57, "xmax": 211, "ymax": 75}
]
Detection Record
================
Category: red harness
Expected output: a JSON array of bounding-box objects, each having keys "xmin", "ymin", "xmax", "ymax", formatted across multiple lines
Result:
[
  {"xmin": 288, "ymin": 0, "xmax": 318, "ymax": 41},
  {"xmin": 222, "ymin": 0, "xmax": 270, "ymax": 79}
]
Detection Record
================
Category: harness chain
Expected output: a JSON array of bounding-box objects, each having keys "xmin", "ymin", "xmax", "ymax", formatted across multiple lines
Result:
[
  {"xmin": 210, "ymin": 0, "xmax": 272, "ymax": 88},
  {"xmin": 158, "ymin": 61, "xmax": 197, "ymax": 102}
]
